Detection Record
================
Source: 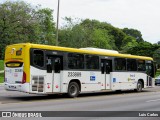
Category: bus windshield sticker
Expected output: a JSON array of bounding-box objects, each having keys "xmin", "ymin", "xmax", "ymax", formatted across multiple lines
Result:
[
  {"xmin": 90, "ymin": 76, "xmax": 96, "ymax": 81},
  {"xmin": 113, "ymin": 78, "xmax": 116, "ymax": 82}
]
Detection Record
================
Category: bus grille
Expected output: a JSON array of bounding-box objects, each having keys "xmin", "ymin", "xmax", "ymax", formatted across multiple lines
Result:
[{"xmin": 32, "ymin": 76, "xmax": 44, "ymax": 92}]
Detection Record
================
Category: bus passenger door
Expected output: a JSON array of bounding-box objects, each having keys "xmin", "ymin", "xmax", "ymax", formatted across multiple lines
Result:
[
  {"xmin": 46, "ymin": 56, "xmax": 63, "ymax": 93},
  {"xmin": 146, "ymin": 61, "xmax": 155, "ymax": 87},
  {"xmin": 101, "ymin": 59, "xmax": 112, "ymax": 90}
]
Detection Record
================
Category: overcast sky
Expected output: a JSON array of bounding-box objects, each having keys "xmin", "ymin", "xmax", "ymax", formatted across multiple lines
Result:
[{"xmin": 6, "ymin": 0, "xmax": 160, "ymax": 44}]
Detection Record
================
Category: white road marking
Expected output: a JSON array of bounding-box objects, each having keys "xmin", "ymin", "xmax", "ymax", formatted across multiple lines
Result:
[{"xmin": 146, "ymin": 99, "xmax": 160, "ymax": 103}]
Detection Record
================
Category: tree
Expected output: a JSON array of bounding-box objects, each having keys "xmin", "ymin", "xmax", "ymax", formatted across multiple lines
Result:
[
  {"xmin": 59, "ymin": 19, "xmax": 116, "ymax": 49},
  {"xmin": 36, "ymin": 8, "xmax": 56, "ymax": 45},
  {"xmin": 121, "ymin": 36, "xmax": 138, "ymax": 53},
  {"xmin": 122, "ymin": 28, "xmax": 144, "ymax": 43},
  {"xmin": 126, "ymin": 42, "xmax": 158, "ymax": 57},
  {"xmin": 0, "ymin": 1, "xmax": 56, "ymax": 59},
  {"xmin": 81, "ymin": 20, "xmax": 128, "ymax": 50},
  {"xmin": 59, "ymin": 24, "xmax": 87, "ymax": 48},
  {"xmin": 0, "ymin": 1, "xmax": 36, "ymax": 59},
  {"xmin": 153, "ymin": 49, "xmax": 160, "ymax": 67},
  {"xmin": 0, "ymin": 1, "xmax": 39, "ymax": 43},
  {"xmin": 109, "ymin": 28, "xmax": 126, "ymax": 50}
]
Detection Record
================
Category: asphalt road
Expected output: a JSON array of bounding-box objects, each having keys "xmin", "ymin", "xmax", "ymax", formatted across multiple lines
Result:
[{"xmin": 0, "ymin": 85, "xmax": 160, "ymax": 120}]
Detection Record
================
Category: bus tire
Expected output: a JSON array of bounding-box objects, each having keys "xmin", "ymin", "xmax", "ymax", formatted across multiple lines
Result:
[
  {"xmin": 67, "ymin": 82, "xmax": 80, "ymax": 98},
  {"xmin": 135, "ymin": 81, "xmax": 143, "ymax": 92}
]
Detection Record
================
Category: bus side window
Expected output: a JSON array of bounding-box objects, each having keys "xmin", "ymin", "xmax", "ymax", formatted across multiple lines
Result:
[
  {"xmin": 33, "ymin": 50, "xmax": 44, "ymax": 68},
  {"xmin": 68, "ymin": 53, "xmax": 84, "ymax": 69},
  {"xmin": 85, "ymin": 55, "xmax": 99, "ymax": 70},
  {"xmin": 138, "ymin": 60, "xmax": 146, "ymax": 71},
  {"xmin": 47, "ymin": 58, "xmax": 52, "ymax": 73},
  {"xmin": 101, "ymin": 63, "xmax": 105, "ymax": 74},
  {"xmin": 127, "ymin": 59, "xmax": 137, "ymax": 71},
  {"xmin": 54, "ymin": 58, "xmax": 61, "ymax": 73},
  {"xmin": 106, "ymin": 62, "xmax": 112, "ymax": 74},
  {"xmin": 114, "ymin": 58, "xmax": 126, "ymax": 71}
]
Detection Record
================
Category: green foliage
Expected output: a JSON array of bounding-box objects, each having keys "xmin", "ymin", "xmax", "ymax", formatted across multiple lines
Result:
[
  {"xmin": 121, "ymin": 36, "xmax": 138, "ymax": 53},
  {"xmin": 155, "ymin": 69, "xmax": 160, "ymax": 77},
  {"xmin": 36, "ymin": 8, "xmax": 56, "ymax": 45},
  {"xmin": 91, "ymin": 29, "xmax": 112, "ymax": 49},
  {"xmin": 0, "ymin": 73, "xmax": 4, "ymax": 83},
  {"xmin": 109, "ymin": 27, "xmax": 126, "ymax": 50},
  {"xmin": 126, "ymin": 42, "xmax": 159, "ymax": 57},
  {"xmin": 59, "ymin": 18, "xmax": 86, "ymax": 47},
  {"xmin": 59, "ymin": 18, "xmax": 160, "ymax": 59},
  {"xmin": 0, "ymin": 60, "xmax": 4, "ymax": 70},
  {"xmin": 122, "ymin": 28, "xmax": 144, "ymax": 42},
  {"xmin": 0, "ymin": 1, "xmax": 55, "ymax": 59},
  {"xmin": 59, "ymin": 19, "xmax": 117, "ymax": 50},
  {"xmin": 153, "ymin": 46, "xmax": 160, "ymax": 67},
  {"xmin": 0, "ymin": 60, "xmax": 4, "ymax": 83}
]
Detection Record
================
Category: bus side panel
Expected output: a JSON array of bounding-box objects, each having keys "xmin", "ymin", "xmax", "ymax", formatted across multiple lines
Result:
[
  {"xmin": 80, "ymin": 71, "xmax": 102, "ymax": 92},
  {"xmin": 61, "ymin": 71, "xmax": 102, "ymax": 93},
  {"xmin": 59, "ymin": 71, "xmax": 67, "ymax": 93},
  {"xmin": 30, "ymin": 66, "xmax": 61, "ymax": 94},
  {"xmin": 111, "ymin": 72, "xmax": 147, "ymax": 90},
  {"xmin": 30, "ymin": 66, "xmax": 46, "ymax": 94}
]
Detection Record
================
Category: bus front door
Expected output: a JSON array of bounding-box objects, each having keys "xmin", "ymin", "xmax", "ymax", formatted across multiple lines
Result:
[
  {"xmin": 101, "ymin": 59, "xmax": 112, "ymax": 90},
  {"xmin": 46, "ymin": 56, "xmax": 63, "ymax": 93}
]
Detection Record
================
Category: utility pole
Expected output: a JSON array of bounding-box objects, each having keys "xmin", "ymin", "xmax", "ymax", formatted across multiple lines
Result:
[{"xmin": 56, "ymin": 0, "xmax": 60, "ymax": 46}]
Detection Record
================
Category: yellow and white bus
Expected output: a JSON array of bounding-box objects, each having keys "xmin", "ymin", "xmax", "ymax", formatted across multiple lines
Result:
[{"xmin": 4, "ymin": 43, "xmax": 155, "ymax": 97}]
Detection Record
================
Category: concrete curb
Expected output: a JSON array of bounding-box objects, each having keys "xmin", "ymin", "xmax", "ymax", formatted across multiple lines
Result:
[
  {"xmin": 0, "ymin": 83, "xmax": 4, "ymax": 86},
  {"xmin": 0, "ymin": 70, "xmax": 4, "ymax": 73}
]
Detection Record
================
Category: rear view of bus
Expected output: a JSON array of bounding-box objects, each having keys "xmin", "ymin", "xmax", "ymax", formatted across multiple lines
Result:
[{"xmin": 4, "ymin": 44, "xmax": 29, "ymax": 92}]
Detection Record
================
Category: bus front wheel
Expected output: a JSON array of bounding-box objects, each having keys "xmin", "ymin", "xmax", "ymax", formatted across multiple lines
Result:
[
  {"xmin": 67, "ymin": 82, "xmax": 80, "ymax": 98},
  {"xmin": 135, "ymin": 81, "xmax": 143, "ymax": 92}
]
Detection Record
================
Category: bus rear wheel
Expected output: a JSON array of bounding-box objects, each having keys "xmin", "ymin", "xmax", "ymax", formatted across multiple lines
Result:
[
  {"xmin": 135, "ymin": 81, "xmax": 143, "ymax": 92},
  {"xmin": 68, "ymin": 82, "xmax": 80, "ymax": 98}
]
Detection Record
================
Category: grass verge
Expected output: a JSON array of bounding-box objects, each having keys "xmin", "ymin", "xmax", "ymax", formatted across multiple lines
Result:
[
  {"xmin": 0, "ymin": 73, "xmax": 4, "ymax": 83},
  {"xmin": 155, "ymin": 69, "xmax": 160, "ymax": 77},
  {"xmin": 0, "ymin": 60, "xmax": 4, "ymax": 71}
]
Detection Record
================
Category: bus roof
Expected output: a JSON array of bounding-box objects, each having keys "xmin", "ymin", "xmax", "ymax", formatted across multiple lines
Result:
[{"xmin": 7, "ymin": 43, "xmax": 153, "ymax": 61}]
